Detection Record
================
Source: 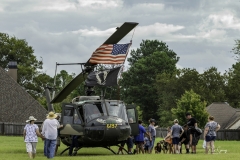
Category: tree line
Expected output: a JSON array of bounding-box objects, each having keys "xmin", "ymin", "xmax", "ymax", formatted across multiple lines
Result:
[{"xmin": 1, "ymin": 33, "xmax": 240, "ymax": 127}]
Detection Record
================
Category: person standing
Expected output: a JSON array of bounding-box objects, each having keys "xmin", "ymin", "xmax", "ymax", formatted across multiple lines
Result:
[
  {"xmin": 204, "ymin": 116, "xmax": 221, "ymax": 154},
  {"xmin": 134, "ymin": 120, "xmax": 148, "ymax": 154},
  {"xmin": 23, "ymin": 116, "xmax": 44, "ymax": 159},
  {"xmin": 148, "ymin": 119, "xmax": 156, "ymax": 154},
  {"xmin": 178, "ymin": 124, "xmax": 190, "ymax": 154},
  {"xmin": 41, "ymin": 112, "xmax": 63, "ymax": 159},
  {"xmin": 170, "ymin": 119, "xmax": 184, "ymax": 154},
  {"xmin": 185, "ymin": 112, "xmax": 199, "ymax": 154},
  {"xmin": 55, "ymin": 113, "xmax": 61, "ymax": 156}
]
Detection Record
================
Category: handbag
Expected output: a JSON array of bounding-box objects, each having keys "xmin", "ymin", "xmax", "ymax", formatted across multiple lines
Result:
[{"xmin": 202, "ymin": 140, "xmax": 206, "ymax": 149}]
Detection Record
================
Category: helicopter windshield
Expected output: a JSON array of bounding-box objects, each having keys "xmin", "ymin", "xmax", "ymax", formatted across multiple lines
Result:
[
  {"xmin": 103, "ymin": 101, "xmax": 128, "ymax": 122},
  {"xmin": 83, "ymin": 101, "xmax": 128, "ymax": 122},
  {"xmin": 84, "ymin": 103, "xmax": 106, "ymax": 122}
]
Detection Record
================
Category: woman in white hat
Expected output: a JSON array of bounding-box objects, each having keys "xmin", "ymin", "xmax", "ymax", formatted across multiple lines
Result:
[
  {"xmin": 41, "ymin": 112, "xmax": 63, "ymax": 159},
  {"xmin": 23, "ymin": 116, "xmax": 43, "ymax": 159}
]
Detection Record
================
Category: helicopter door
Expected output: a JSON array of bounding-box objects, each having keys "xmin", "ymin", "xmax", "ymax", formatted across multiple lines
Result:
[
  {"xmin": 60, "ymin": 103, "xmax": 84, "ymax": 136},
  {"xmin": 126, "ymin": 104, "xmax": 139, "ymax": 136}
]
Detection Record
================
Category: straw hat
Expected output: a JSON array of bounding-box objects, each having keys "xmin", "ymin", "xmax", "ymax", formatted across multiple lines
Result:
[
  {"xmin": 26, "ymin": 116, "xmax": 37, "ymax": 122},
  {"xmin": 47, "ymin": 111, "xmax": 57, "ymax": 119}
]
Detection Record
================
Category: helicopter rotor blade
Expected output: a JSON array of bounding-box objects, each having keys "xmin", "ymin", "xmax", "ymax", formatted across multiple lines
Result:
[
  {"xmin": 51, "ymin": 71, "xmax": 87, "ymax": 103},
  {"xmin": 85, "ymin": 22, "xmax": 138, "ymax": 66},
  {"xmin": 103, "ymin": 22, "xmax": 138, "ymax": 44}
]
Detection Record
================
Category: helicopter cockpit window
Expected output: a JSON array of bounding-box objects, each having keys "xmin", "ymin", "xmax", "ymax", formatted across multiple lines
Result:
[
  {"xmin": 64, "ymin": 109, "xmax": 73, "ymax": 116},
  {"xmin": 63, "ymin": 108, "xmax": 74, "ymax": 124},
  {"xmin": 126, "ymin": 108, "xmax": 136, "ymax": 123},
  {"xmin": 84, "ymin": 103, "xmax": 106, "ymax": 122},
  {"xmin": 104, "ymin": 102, "xmax": 128, "ymax": 122},
  {"xmin": 73, "ymin": 110, "xmax": 81, "ymax": 124}
]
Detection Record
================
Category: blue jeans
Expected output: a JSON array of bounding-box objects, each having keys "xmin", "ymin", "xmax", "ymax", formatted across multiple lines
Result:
[
  {"xmin": 44, "ymin": 140, "xmax": 47, "ymax": 156},
  {"xmin": 149, "ymin": 136, "xmax": 155, "ymax": 150},
  {"xmin": 45, "ymin": 139, "xmax": 57, "ymax": 158}
]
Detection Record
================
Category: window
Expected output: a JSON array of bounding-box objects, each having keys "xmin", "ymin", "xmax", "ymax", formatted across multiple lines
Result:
[{"xmin": 126, "ymin": 108, "xmax": 136, "ymax": 123}]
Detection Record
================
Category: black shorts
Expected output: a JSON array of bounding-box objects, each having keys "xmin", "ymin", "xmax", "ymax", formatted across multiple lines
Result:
[
  {"xmin": 172, "ymin": 137, "xmax": 180, "ymax": 144},
  {"xmin": 182, "ymin": 140, "xmax": 189, "ymax": 145},
  {"xmin": 192, "ymin": 135, "xmax": 200, "ymax": 146}
]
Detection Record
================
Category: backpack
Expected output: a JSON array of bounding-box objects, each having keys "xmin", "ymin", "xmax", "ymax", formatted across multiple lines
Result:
[{"xmin": 195, "ymin": 127, "xmax": 202, "ymax": 136}]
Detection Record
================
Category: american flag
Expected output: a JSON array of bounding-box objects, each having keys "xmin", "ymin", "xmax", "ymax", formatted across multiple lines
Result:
[{"xmin": 89, "ymin": 43, "xmax": 131, "ymax": 64}]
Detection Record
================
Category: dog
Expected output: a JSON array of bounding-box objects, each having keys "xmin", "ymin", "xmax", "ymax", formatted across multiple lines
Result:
[{"xmin": 160, "ymin": 140, "xmax": 173, "ymax": 154}]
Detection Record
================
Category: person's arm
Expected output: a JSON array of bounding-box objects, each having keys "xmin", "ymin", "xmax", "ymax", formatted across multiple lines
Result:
[
  {"xmin": 179, "ymin": 138, "xmax": 186, "ymax": 144},
  {"xmin": 147, "ymin": 126, "xmax": 152, "ymax": 141},
  {"xmin": 216, "ymin": 124, "xmax": 221, "ymax": 132},
  {"xmin": 23, "ymin": 129, "xmax": 26, "ymax": 140},
  {"xmin": 194, "ymin": 119, "xmax": 198, "ymax": 128},
  {"xmin": 179, "ymin": 128, "xmax": 184, "ymax": 138},
  {"xmin": 164, "ymin": 132, "xmax": 171, "ymax": 140},
  {"xmin": 204, "ymin": 127, "xmax": 209, "ymax": 141},
  {"xmin": 36, "ymin": 128, "xmax": 44, "ymax": 138},
  {"xmin": 57, "ymin": 120, "xmax": 63, "ymax": 128},
  {"xmin": 154, "ymin": 125, "xmax": 159, "ymax": 129}
]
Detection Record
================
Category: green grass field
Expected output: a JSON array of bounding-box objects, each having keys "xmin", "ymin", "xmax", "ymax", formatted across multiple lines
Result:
[{"xmin": 0, "ymin": 136, "xmax": 239, "ymax": 160}]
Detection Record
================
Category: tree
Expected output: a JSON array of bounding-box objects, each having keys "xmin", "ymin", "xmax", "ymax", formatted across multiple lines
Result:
[
  {"xmin": 156, "ymin": 68, "xmax": 200, "ymax": 127},
  {"xmin": 198, "ymin": 67, "xmax": 226, "ymax": 105},
  {"xmin": 232, "ymin": 39, "xmax": 240, "ymax": 60},
  {"xmin": 120, "ymin": 40, "xmax": 179, "ymax": 122},
  {"xmin": 225, "ymin": 62, "xmax": 240, "ymax": 108},
  {"xmin": 0, "ymin": 32, "xmax": 43, "ymax": 98},
  {"xmin": 172, "ymin": 90, "xmax": 209, "ymax": 128}
]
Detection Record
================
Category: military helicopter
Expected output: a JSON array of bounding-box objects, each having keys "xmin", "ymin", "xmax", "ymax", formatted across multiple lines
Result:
[{"xmin": 49, "ymin": 22, "xmax": 140, "ymax": 155}]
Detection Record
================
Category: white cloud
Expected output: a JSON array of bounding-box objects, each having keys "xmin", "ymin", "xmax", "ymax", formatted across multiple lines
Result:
[
  {"xmin": 209, "ymin": 13, "xmax": 240, "ymax": 30},
  {"xmin": 0, "ymin": 0, "xmax": 239, "ymax": 76}
]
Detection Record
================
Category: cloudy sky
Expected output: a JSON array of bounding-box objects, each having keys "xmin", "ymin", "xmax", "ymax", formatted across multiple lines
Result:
[{"xmin": 1, "ymin": 0, "xmax": 239, "ymax": 76}]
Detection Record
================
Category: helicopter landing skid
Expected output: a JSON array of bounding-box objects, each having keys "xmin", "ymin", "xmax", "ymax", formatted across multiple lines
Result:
[
  {"xmin": 59, "ymin": 147, "xmax": 70, "ymax": 156},
  {"xmin": 59, "ymin": 146, "xmax": 82, "ymax": 156},
  {"xmin": 103, "ymin": 146, "xmax": 117, "ymax": 154},
  {"xmin": 116, "ymin": 144, "xmax": 130, "ymax": 154}
]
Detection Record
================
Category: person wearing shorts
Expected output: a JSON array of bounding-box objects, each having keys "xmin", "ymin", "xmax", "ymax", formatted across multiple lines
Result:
[
  {"xmin": 171, "ymin": 119, "xmax": 184, "ymax": 154},
  {"xmin": 179, "ymin": 124, "xmax": 190, "ymax": 154},
  {"xmin": 134, "ymin": 120, "xmax": 148, "ymax": 154},
  {"xmin": 186, "ymin": 112, "xmax": 198, "ymax": 154},
  {"xmin": 204, "ymin": 116, "xmax": 221, "ymax": 154},
  {"xmin": 126, "ymin": 136, "xmax": 133, "ymax": 154},
  {"xmin": 23, "ymin": 116, "xmax": 43, "ymax": 159}
]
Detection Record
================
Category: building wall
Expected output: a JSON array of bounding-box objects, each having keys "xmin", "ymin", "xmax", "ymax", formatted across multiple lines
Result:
[{"xmin": 229, "ymin": 119, "xmax": 240, "ymax": 129}]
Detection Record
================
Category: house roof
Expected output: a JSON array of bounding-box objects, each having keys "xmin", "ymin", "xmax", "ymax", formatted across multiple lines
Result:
[
  {"xmin": 0, "ymin": 67, "xmax": 47, "ymax": 123},
  {"xmin": 206, "ymin": 102, "xmax": 240, "ymax": 129}
]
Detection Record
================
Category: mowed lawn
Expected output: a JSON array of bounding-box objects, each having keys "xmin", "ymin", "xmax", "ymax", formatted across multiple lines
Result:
[{"xmin": 0, "ymin": 136, "xmax": 239, "ymax": 160}]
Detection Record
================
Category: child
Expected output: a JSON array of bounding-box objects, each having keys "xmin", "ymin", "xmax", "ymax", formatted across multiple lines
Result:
[
  {"xmin": 144, "ymin": 134, "xmax": 150, "ymax": 153},
  {"xmin": 155, "ymin": 143, "xmax": 162, "ymax": 154}
]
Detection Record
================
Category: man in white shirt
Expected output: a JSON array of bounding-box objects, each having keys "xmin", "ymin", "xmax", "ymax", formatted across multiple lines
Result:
[{"xmin": 41, "ymin": 112, "xmax": 63, "ymax": 159}]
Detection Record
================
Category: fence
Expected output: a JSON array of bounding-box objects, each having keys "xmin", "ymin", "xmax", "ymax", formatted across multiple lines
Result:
[
  {"xmin": 0, "ymin": 122, "xmax": 239, "ymax": 140},
  {"xmin": 0, "ymin": 122, "xmax": 42, "ymax": 136},
  {"xmin": 156, "ymin": 128, "xmax": 240, "ymax": 141}
]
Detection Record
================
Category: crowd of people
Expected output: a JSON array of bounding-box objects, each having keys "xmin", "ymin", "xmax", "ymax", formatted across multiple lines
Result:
[
  {"xmin": 23, "ymin": 111, "xmax": 221, "ymax": 159},
  {"xmin": 118, "ymin": 112, "xmax": 221, "ymax": 155}
]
